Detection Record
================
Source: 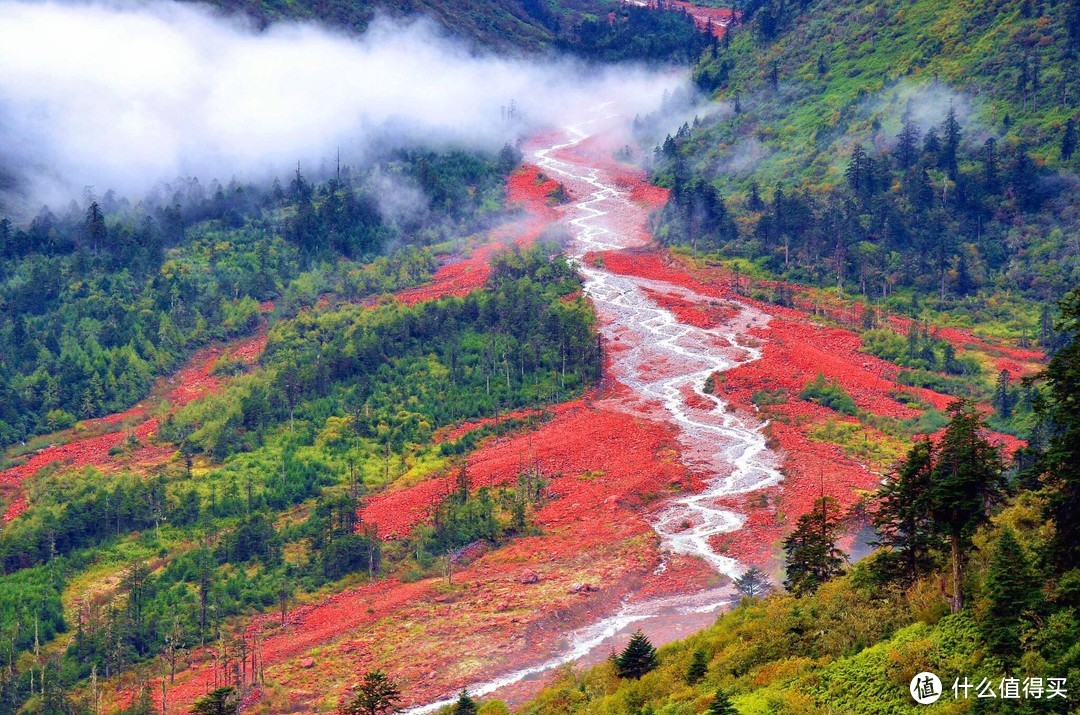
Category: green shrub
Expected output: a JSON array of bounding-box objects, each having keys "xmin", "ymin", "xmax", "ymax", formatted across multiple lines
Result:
[{"xmin": 800, "ymin": 373, "xmax": 857, "ymax": 415}]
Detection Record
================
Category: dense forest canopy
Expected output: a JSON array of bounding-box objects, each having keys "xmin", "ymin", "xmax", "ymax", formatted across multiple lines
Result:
[{"xmin": 0, "ymin": 146, "xmax": 519, "ymax": 450}]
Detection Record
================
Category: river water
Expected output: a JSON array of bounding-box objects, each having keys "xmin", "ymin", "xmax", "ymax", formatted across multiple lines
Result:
[{"xmin": 403, "ymin": 114, "xmax": 782, "ymax": 714}]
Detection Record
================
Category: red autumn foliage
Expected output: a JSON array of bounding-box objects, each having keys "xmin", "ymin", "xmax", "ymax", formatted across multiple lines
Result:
[
  {"xmin": 635, "ymin": 0, "xmax": 740, "ymax": 37},
  {"xmin": 396, "ymin": 166, "xmax": 561, "ymax": 306},
  {"xmin": 1, "ymin": 496, "xmax": 26, "ymax": 524},
  {"xmin": 159, "ymin": 396, "xmax": 700, "ymax": 712},
  {"xmin": 641, "ymin": 286, "xmax": 739, "ymax": 329},
  {"xmin": 0, "ymin": 332, "xmax": 268, "ymax": 517}
]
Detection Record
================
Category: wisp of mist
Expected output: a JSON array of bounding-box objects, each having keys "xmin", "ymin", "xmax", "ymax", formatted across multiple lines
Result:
[{"xmin": 0, "ymin": 0, "xmax": 686, "ymax": 212}]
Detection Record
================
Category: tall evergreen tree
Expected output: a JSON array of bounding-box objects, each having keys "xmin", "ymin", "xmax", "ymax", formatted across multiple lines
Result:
[
  {"xmin": 929, "ymin": 400, "xmax": 1005, "ymax": 613},
  {"xmin": 707, "ymin": 689, "xmax": 739, "ymax": 715},
  {"xmin": 783, "ymin": 496, "xmax": 846, "ymax": 596},
  {"xmin": 982, "ymin": 527, "xmax": 1041, "ymax": 665},
  {"xmin": 733, "ymin": 566, "xmax": 770, "ymax": 597},
  {"xmin": 1040, "ymin": 289, "xmax": 1080, "ymax": 572},
  {"xmin": 895, "ymin": 121, "xmax": 921, "ymax": 169},
  {"xmin": 454, "ymin": 690, "xmax": 477, "ymax": 715},
  {"xmin": 993, "ymin": 369, "xmax": 1013, "ymax": 419},
  {"xmin": 1061, "ymin": 118, "xmax": 1077, "ymax": 161},
  {"xmin": 845, "ymin": 144, "xmax": 868, "ymax": 194},
  {"xmin": 342, "ymin": 670, "xmax": 401, "ymax": 715},
  {"xmin": 873, "ymin": 440, "xmax": 939, "ymax": 585},
  {"xmin": 941, "ymin": 105, "xmax": 963, "ymax": 178},
  {"xmin": 686, "ymin": 649, "xmax": 708, "ymax": 684},
  {"xmin": 615, "ymin": 630, "xmax": 659, "ymax": 679}
]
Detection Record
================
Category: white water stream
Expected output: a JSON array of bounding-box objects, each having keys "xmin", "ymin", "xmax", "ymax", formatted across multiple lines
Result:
[{"xmin": 403, "ymin": 116, "xmax": 782, "ymax": 714}]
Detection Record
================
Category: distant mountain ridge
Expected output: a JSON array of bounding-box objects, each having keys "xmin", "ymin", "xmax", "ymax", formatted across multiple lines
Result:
[{"xmin": 188, "ymin": 0, "xmax": 566, "ymax": 50}]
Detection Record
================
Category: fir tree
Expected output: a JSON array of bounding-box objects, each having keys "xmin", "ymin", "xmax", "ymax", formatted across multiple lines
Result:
[
  {"xmin": 982, "ymin": 527, "xmax": 1041, "ymax": 665},
  {"xmin": 845, "ymin": 143, "xmax": 868, "ymax": 194},
  {"xmin": 895, "ymin": 121, "xmax": 921, "ymax": 169},
  {"xmin": 1040, "ymin": 289, "xmax": 1080, "ymax": 571},
  {"xmin": 454, "ymin": 690, "xmax": 478, "ymax": 715},
  {"xmin": 783, "ymin": 496, "xmax": 846, "ymax": 596},
  {"xmin": 872, "ymin": 440, "xmax": 939, "ymax": 585},
  {"xmin": 191, "ymin": 687, "xmax": 239, "ymax": 715},
  {"xmin": 941, "ymin": 105, "xmax": 963, "ymax": 178},
  {"xmin": 993, "ymin": 369, "xmax": 1013, "ymax": 419},
  {"xmin": 747, "ymin": 180, "xmax": 765, "ymax": 211},
  {"xmin": 1062, "ymin": 118, "xmax": 1077, "ymax": 161},
  {"xmin": 707, "ymin": 689, "xmax": 739, "ymax": 715},
  {"xmin": 343, "ymin": 670, "xmax": 402, "ymax": 715},
  {"xmin": 733, "ymin": 566, "xmax": 770, "ymax": 597},
  {"xmin": 686, "ymin": 648, "xmax": 708, "ymax": 684},
  {"xmin": 922, "ymin": 126, "xmax": 941, "ymax": 156},
  {"xmin": 615, "ymin": 630, "xmax": 659, "ymax": 679},
  {"xmin": 929, "ymin": 400, "xmax": 1005, "ymax": 613}
]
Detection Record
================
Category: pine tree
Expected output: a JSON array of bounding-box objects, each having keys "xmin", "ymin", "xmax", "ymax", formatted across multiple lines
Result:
[
  {"xmin": 454, "ymin": 690, "xmax": 478, "ymax": 715},
  {"xmin": 615, "ymin": 630, "xmax": 659, "ymax": 679},
  {"xmin": 845, "ymin": 143, "xmax": 868, "ymax": 194},
  {"xmin": 707, "ymin": 689, "xmax": 738, "ymax": 715},
  {"xmin": 1062, "ymin": 118, "xmax": 1077, "ymax": 161},
  {"xmin": 929, "ymin": 400, "xmax": 1005, "ymax": 613},
  {"xmin": 895, "ymin": 121, "xmax": 920, "ymax": 169},
  {"xmin": 922, "ymin": 126, "xmax": 941, "ymax": 156},
  {"xmin": 747, "ymin": 180, "xmax": 765, "ymax": 211},
  {"xmin": 872, "ymin": 440, "xmax": 939, "ymax": 585},
  {"xmin": 685, "ymin": 649, "xmax": 708, "ymax": 684},
  {"xmin": 1040, "ymin": 289, "xmax": 1080, "ymax": 571},
  {"xmin": 993, "ymin": 369, "xmax": 1013, "ymax": 419},
  {"xmin": 941, "ymin": 105, "xmax": 962, "ymax": 178},
  {"xmin": 982, "ymin": 527, "xmax": 1041, "ymax": 665},
  {"xmin": 84, "ymin": 200, "xmax": 106, "ymax": 252},
  {"xmin": 783, "ymin": 496, "xmax": 846, "ymax": 596},
  {"xmin": 733, "ymin": 566, "xmax": 770, "ymax": 597},
  {"xmin": 342, "ymin": 670, "xmax": 401, "ymax": 715}
]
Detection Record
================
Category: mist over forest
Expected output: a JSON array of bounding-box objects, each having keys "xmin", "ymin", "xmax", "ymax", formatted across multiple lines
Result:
[{"xmin": 0, "ymin": 0, "xmax": 686, "ymax": 213}]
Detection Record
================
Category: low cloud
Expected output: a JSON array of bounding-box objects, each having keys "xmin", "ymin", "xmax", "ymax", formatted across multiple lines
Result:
[{"xmin": 0, "ymin": 0, "xmax": 686, "ymax": 213}]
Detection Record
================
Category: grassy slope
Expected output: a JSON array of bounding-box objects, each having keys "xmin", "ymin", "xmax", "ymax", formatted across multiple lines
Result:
[
  {"xmin": 517, "ymin": 499, "xmax": 1078, "ymax": 715},
  {"xmin": 691, "ymin": 0, "xmax": 1078, "ymax": 187}
]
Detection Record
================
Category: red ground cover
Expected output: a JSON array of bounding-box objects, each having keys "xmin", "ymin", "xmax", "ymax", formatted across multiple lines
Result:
[
  {"xmin": 0, "ymin": 332, "xmax": 269, "ymax": 518},
  {"xmin": 396, "ymin": 166, "xmax": 561, "ymax": 306},
  {"xmin": 156, "ymin": 396, "xmax": 695, "ymax": 712},
  {"xmin": 632, "ymin": 1, "xmax": 739, "ymax": 37},
  {"xmin": 1, "ymin": 496, "xmax": 26, "ymax": 524},
  {"xmin": 641, "ymin": 286, "xmax": 739, "ymax": 329}
]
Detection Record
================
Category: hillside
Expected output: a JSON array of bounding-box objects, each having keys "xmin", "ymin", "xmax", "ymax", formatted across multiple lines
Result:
[
  {"xmin": 0, "ymin": 1, "xmax": 1077, "ymax": 714},
  {"xmin": 651, "ymin": 0, "xmax": 1080, "ymax": 310},
  {"xmin": 191, "ymin": 0, "xmax": 563, "ymax": 50}
]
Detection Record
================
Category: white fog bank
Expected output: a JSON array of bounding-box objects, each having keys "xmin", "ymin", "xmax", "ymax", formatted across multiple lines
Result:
[{"xmin": 0, "ymin": 0, "xmax": 687, "ymax": 209}]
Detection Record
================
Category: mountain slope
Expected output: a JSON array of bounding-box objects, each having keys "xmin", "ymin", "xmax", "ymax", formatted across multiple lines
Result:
[
  {"xmin": 650, "ymin": 0, "xmax": 1080, "ymax": 307},
  {"xmin": 191, "ymin": 0, "xmax": 565, "ymax": 50}
]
